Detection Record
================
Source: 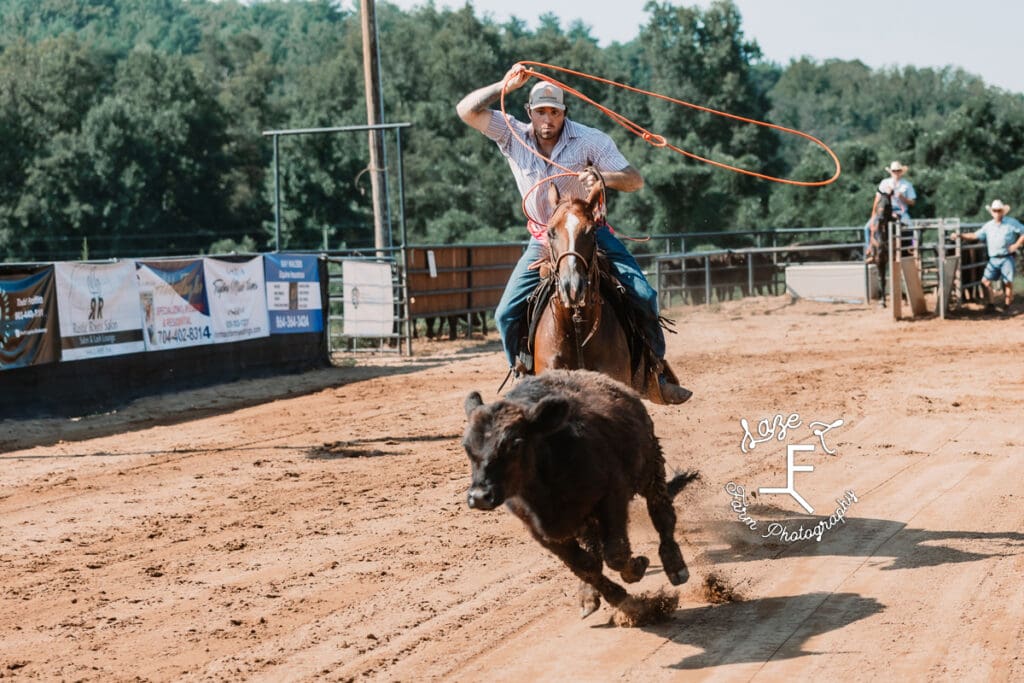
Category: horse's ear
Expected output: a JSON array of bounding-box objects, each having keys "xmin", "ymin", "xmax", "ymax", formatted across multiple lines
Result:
[{"xmin": 547, "ymin": 182, "xmax": 560, "ymax": 210}]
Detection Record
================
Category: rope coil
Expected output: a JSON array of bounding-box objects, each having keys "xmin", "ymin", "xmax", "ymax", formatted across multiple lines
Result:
[{"xmin": 501, "ymin": 60, "xmax": 842, "ymax": 227}]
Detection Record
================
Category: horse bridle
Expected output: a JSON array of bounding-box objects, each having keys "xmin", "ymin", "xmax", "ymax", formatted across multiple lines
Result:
[
  {"xmin": 547, "ymin": 167, "xmax": 608, "ymax": 351},
  {"xmin": 548, "ymin": 218, "xmax": 603, "ymax": 350}
]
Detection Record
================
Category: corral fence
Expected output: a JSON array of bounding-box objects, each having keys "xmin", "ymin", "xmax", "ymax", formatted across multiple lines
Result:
[
  {"xmin": 322, "ymin": 220, "xmax": 997, "ymax": 357},
  {"xmin": 323, "ymin": 243, "xmax": 524, "ymax": 357}
]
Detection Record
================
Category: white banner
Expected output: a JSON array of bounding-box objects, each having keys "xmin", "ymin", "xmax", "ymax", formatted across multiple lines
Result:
[
  {"xmin": 136, "ymin": 260, "xmax": 213, "ymax": 351},
  {"xmin": 342, "ymin": 261, "xmax": 394, "ymax": 337},
  {"xmin": 55, "ymin": 261, "xmax": 145, "ymax": 361},
  {"xmin": 204, "ymin": 256, "xmax": 270, "ymax": 344}
]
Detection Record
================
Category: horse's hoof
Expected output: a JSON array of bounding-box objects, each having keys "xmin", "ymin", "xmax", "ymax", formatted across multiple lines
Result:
[
  {"xmin": 666, "ymin": 566, "xmax": 690, "ymax": 586},
  {"xmin": 621, "ymin": 555, "xmax": 649, "ymax": 583}
]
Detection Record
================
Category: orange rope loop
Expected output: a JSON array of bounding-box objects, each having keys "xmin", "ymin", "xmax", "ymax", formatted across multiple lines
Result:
[{"xmin": 504, "ymin": 60, "xmax": 841, "ymax": 188}]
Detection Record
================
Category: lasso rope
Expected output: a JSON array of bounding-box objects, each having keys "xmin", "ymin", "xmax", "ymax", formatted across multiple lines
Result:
[{"xmin": 501, "ymin": 61, "xmax": 842, "ymax": 229}]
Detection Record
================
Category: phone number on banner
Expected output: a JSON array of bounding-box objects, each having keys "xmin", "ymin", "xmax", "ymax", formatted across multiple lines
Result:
[{"xmin": 159, "ymin": 326, "xmax": 212, "ymax": 345}]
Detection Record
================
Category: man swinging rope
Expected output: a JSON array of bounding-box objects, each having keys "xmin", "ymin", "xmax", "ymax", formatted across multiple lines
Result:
[{"xmin": 456, "ymin": 65, "xmax": 691, "ymax": 404}]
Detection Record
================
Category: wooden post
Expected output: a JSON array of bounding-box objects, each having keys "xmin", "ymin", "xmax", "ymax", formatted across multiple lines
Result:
[
  {"xmin": 890, "ymin": 221, "xmax": 902, "ymax": 319},
  {"xmin": 360, "ymin": 0, "xmax": 388, "ymax": 254}
]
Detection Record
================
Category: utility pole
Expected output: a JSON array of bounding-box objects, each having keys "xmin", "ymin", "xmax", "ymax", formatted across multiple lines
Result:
[{"xmin": 360, "ymin": 0, "xmax": 388, "ymax": 254}]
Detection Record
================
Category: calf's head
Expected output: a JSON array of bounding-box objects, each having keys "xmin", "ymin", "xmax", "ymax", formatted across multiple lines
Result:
[{"xmin": 461, "ymin": 390, "xmax": 570, "ymax": 510}]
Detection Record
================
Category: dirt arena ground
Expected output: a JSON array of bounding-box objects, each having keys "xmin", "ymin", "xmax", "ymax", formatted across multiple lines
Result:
[{"xmin": 2, "ymin": 296, "xmax": 1023, "ymax": 681}]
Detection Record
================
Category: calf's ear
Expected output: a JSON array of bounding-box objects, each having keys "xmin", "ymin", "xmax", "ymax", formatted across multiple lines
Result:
[
  {"xmin": 529, "ymin": 396, "xmax": 570, "ymax": 434},
  {"xmin": 464, "ymin": 391, "xmax": 484, "ymax": 417}
]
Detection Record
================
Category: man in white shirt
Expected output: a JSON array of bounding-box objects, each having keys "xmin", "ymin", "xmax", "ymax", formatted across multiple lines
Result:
[{"xmin": 456, "ymin": 65, "xmax": 690, "ymax": 403}]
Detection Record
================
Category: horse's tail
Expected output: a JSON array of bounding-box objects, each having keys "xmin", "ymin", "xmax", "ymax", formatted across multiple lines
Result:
[{"xmin": 667, "ymin": 470, "xmax": 700, "ymax": 498}]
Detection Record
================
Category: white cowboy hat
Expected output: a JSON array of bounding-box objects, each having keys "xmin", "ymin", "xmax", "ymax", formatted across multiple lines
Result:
[
  {"xmin": 986, "ymin": 199, "xmax": 1011, "ymax": 214},
  {"xmin": 885, "ymin": 161, "xmax": 908, "ymax": 173}
]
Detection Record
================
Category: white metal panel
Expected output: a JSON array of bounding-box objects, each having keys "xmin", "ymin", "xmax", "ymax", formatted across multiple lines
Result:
[{"xmin": 785, "ymin": 263, "xmax": 877, "ymax": 303}]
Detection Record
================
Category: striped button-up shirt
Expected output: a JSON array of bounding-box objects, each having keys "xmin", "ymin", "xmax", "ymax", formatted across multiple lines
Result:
[{"xmin": 483, "ymin": 110, "xmax": 631, "ymax": 238}]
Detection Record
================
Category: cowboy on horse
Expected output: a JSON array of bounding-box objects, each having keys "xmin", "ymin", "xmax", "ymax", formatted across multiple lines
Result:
[{"xmin": 456, "ymin": 65, "xmax": 691, "ymax": 404}]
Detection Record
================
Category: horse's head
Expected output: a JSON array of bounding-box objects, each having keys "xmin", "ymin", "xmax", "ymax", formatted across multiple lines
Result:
[
  {"xmin": 875, "ymin": 190, "xmax": 895, "ymax": 225},
  {"xmin": 545, "ymin": 181, "xmax": 603, "ymax": 308}
]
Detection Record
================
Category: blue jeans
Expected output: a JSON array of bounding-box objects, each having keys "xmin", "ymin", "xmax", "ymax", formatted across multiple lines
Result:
[{"xmin": 494, "ymin": 227, "xmax": 665, "ymax": 367}]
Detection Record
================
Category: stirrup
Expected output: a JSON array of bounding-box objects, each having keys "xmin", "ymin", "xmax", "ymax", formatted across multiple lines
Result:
[{"xmin": 517, "ymin": 350, "xmax": 534, "ymax": 374}]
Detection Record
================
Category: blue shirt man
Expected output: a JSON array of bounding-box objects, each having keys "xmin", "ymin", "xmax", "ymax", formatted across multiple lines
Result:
[
  {"xmin": 876, "ymin": 161, "xmax": 916, "ymax": 224},
  {"xmin": 952, "ymin": 199, "xmax": 1024, "ymax": 313}
]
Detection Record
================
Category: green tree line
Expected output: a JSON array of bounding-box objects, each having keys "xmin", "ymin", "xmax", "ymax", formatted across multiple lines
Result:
[{"xmin": 2, "ymin": 0, "xmax": 1023, "ymax": 262}]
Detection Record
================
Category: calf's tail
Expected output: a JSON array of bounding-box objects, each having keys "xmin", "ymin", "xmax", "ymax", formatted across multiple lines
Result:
[{"xmin": 667, "ymin": 470, "xmax": 700, "ymax": 498}]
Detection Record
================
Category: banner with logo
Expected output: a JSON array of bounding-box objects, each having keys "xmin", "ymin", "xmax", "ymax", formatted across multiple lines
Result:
[
  {"xmin": 55, "ymin": 261, "xmax": 145, "ymax": 361},
  {"xmin": 0, "ymin": 266, "xmax": 59, "ymax": 370},
  {"xmin": 264, "ymin": 253, "xmax": 323, "ymax": 334},
  {"xmin": 204, "ymin": 256, "xmax": 270, "ymax": 344},
  {"xmin": 136, "ymin": 259, "xmax": 212, "ymax": 351},
  {"xmin": 342, "ymin": 260, "xmax": 394, "ymax": 337}
]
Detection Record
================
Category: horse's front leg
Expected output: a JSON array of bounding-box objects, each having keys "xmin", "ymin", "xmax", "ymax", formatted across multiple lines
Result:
[{"xmin": 532, "ymin": 309, "xmax": 576, "ymax": 372}]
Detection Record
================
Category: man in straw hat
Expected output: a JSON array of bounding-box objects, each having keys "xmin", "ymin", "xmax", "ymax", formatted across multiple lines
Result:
[
  {"xmin": 867, "ymin": 161, "xmax": 917, "ymax": 257},
  {"xmin": 877, "ymin": 161, "xmax": 916, "ymax": 222},
  {"xmin": 951, "ymin": 200, "xmax": 1024, "ymax": 314},
  {"xmin": 457, "ymin": 65, "xmax": 691, "ymax": 403}
]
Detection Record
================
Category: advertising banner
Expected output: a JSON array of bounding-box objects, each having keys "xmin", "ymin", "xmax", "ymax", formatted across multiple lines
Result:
[
  {"xmin": 0, "ymin": 266, "xmax": 59, "ymax": 370},
  {"xmin": 204, "ymin": 256, "xmax": 270, "ymax": 344},
  {"xmin": 136, "ymin": 259, "xmax": 212, "ymax": 351},
  {"xmin": 55, "ymin": 261, "xmax": 145, "ymax": 361},
  {"xmin": 342, "ymin": 260, "xmax": 394, "ymax": 337},
  {"xmin": 264, "ymin": 253, "xmax": 323, "ymax": 334}
]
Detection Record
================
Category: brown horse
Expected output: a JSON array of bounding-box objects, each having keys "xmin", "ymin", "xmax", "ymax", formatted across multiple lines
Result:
[
  {"xmin": 530, "ymin": 182, "xmax": 681, "ymax": 404},
  {"xmin": 867, "ymin": 189, "xmax": 895, "ymax": 306}
]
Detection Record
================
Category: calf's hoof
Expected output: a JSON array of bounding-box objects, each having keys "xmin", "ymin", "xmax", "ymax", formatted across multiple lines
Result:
[
  {"xmin": 666, "ymin": 565, "xmax": 690, "ymax": 586},
  {"xmin": 578, "ymin": 583, "xmax": 601, "ymax": 619},
  {"xmin": 620, "ymin": 555, "xmax": 649, "ymax": 583}
]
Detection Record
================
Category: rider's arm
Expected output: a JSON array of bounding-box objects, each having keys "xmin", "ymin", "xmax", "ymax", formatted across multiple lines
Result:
[
  {"xmin": 600, "ymin": 165, "xmax": 643, "ymax": 193},
  {"xmin": 456, "ymin": 65, "xmax": 529, "ymax": 134}
]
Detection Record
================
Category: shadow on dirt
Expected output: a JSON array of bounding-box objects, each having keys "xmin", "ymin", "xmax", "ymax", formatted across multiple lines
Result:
[
  {"xmin": 700, "ymin": 517, "xmax": 1024, "ymax": 570},
  {"xmin": 308, "ymin": 432, "xmax": 462, "ymax": 459},
  {"xmin": 0, "ymin": 361, "xmax": 449, "ymax": 454},
  {"xmin": 652, "ymin": 591, "xmax": 884, "ymax": 669}
]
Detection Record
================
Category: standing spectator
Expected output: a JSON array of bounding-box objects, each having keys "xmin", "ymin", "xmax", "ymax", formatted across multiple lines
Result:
[{"xmin": 951, "ymin": 199, "xmax": 1024, "ymax": 315}]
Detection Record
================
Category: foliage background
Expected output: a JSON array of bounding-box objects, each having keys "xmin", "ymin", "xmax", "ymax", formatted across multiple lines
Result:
[{"xmin": 1, "ymin": 0, "xmax": 1021, "ymax": 262}]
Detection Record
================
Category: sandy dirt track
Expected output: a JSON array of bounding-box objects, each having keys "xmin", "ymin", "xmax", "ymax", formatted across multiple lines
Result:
[{"xmin": 2, "ymin": 297, "xmax": 1024, "ymax": 682}]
